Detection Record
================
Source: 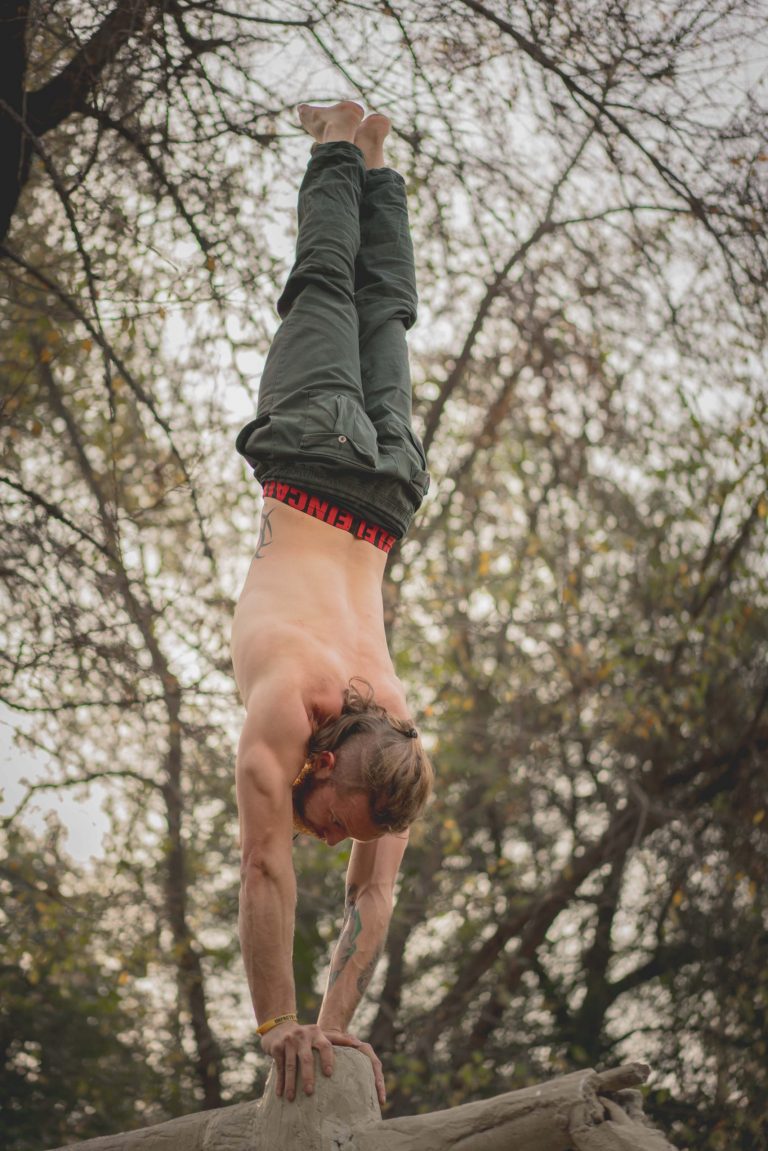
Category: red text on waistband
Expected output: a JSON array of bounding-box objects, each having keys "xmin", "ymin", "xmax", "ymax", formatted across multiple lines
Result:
[{"xmin": 262, "ymin": 481, "xmax": 398, "ymax": 553}]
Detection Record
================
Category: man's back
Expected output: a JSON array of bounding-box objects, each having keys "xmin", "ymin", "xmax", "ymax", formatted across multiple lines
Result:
[{"xmin": 232, "ymin": 498, "xmax": 408, "ymax": 745}]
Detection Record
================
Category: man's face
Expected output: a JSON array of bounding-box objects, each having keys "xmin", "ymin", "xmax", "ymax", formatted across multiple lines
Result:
[{"xmin": 293, "ymin": 756, "xmax": 384, "ymax": 845}]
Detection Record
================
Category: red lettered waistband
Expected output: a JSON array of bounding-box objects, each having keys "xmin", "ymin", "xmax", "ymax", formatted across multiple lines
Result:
[{"xmin": 262, "ymin": 480, "xmax": 398, "ymax": 553}]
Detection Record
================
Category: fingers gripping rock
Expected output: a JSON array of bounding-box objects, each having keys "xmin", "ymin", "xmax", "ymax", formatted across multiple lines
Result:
[
  {"xmin": 261, "ymin": 1022, "xmax": 335, "ymax": 1101},
  {"xmin": 259, "ymin": 1047, "xmax": 381, "ymax": 1150}
]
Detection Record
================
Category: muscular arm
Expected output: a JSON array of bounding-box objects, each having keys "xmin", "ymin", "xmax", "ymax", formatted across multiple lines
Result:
[
  {"xmin": 317, "ymin": 833, "xmax": 409, "ymax": 1032},
  {"xmin": 236, "ymin": 686, "xmax": 343, "ymax": 1103},
  {"xmin": 237, "ymin": 749, "xmax": 296, "ymax": 1026}
]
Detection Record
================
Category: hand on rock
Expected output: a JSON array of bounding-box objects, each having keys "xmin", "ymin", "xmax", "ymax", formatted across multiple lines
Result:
[
  {"xmin": 321, "ymin": 1028, "xmax": 386, "ymax": 1105},
  {"xmin": 260, "ymin": 1021, "xmax": 334, "ymax": 1102}
]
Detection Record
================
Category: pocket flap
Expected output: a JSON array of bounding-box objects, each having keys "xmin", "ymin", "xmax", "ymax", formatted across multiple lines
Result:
[{"xmin": 300, "ymin": 392, "xmax": 378, "ymax": 467}]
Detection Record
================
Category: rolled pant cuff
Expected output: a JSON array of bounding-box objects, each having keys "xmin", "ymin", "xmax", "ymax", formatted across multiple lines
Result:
[{"xmin": 257, "ymin": 460, "xmax": 419, "ymax": 540}]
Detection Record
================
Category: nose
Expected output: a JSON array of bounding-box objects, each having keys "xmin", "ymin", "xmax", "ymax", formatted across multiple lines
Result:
[{"xmin": 325, "ymin": 828, "xmax": 345, "ymax": 847}]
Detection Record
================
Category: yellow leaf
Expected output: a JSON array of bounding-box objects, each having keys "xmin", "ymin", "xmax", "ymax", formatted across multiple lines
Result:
[
  {"xmin": 757, "ymin": 499, "xmax": 767, "ymax": 519},
  {"xmin": 205, "ymin": 255, "xmax": 216, "ymax": 272},
  {"xmin": 30, "ymin": 420, "xmax": 42, "ymax": 437},
  {"xmin": 39, "ymin": 347, "xmax": 53, "ymax": 364},
  {"xmin": 118, "ymin": 971, "xmax": 131, "ymax": 986},
  {"xmin": 672, "ymin": 889, "xmax": 684, "ymax": 907},
  {"xmin": 753, "ymin": 809, "xmax": 765, "ymax": 825},
  {"xmin": 81, "ymin": 338, "xmax": 93, "ymax": 353},
  {"xmin": 477, "ymin": 551, "xmax": 491, "ymax": 578}
]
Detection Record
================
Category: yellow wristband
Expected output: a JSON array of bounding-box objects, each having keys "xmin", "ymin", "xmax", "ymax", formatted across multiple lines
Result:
[{"xmin": 257, "ymin": 1013, "xmax": 298, "ymax": 1036}]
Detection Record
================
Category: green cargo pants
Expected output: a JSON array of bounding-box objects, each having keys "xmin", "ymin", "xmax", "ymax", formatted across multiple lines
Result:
[{"xmin": 235, "ymin": 141, "xmax": 430, "ymax": 539}]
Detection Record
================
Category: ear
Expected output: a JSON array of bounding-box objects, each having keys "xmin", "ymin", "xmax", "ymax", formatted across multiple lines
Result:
[{"xmin": 313, "ymin": 750, "xmax": 336, "ymax": 780}]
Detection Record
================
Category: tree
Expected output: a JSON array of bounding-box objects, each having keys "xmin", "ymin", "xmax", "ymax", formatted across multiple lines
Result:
[{"xmin": 0, "ymin": 820, "xmax": 168, "ymax": 1148}]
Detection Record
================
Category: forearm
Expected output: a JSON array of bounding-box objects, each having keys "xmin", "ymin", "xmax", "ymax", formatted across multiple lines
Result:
[
  {"xmin": 239, "ymin": 861, "xmax": 297, "ymax": 1025},
  {"xmin": 317, "ymin": 885, "xmax": 393, "ymax": 1031}
]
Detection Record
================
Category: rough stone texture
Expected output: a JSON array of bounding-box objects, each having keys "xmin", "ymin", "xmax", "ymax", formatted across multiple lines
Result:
[
  {"xmin": 351, "ymin": 1062, "xmax": 665, "ymax": 1151},
  {"xmin": 46, "ymin": 1100, "xmax": 261, "ymax": 1151},
  {"xmin": 257, "ymin": 1045, "xmax": 380, "ymax": 1150},
  {"xmin": 47, "ymin": 1054, "xmax": 679, "ymax": 1151},
  {"xmin": 570, "ymin": 1097, "xmax": 679, "ymax": 1151}
]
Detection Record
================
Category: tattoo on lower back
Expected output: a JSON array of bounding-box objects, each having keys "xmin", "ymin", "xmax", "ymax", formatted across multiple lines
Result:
[{"xmin": 255, "ymin": 509, "xmax": 274, "ymax": 558}]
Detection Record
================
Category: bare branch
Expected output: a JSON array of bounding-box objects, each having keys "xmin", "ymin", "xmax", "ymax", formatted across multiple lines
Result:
[{"xmin": 26, "ymin": 1, "xmax": 153, "ymax": 137}]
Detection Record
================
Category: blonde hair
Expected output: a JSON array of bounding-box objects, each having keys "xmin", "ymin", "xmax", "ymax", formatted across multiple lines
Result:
[{"xmin": 308, "ymin": 680, "xmax": 433, "ymax": 833}]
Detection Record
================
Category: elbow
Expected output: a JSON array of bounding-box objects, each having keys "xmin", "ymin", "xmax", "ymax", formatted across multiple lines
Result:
[
  {"xmin": 354, "ymin": 883, "xmax": 395, "ymax": 918},
  {"xmin": 240, "ymin": 836, "xmax": 295, "ymax": 888},
  {"xmin": 236, "ymin": 768, "xmax": 292, "ymax": 888},
  {"xmin": 240, "ymin": 845, "xmax": 278, "ymax": 887}
]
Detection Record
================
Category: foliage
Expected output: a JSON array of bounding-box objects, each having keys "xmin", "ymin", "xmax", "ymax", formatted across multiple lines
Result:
[
  {"xmin": 1, "ymin": 2, "xmax": 766, "ymax": 1149},
  {"xmin": 0, "ymin": 821, "xmax": 167, "ymax": 1148}
]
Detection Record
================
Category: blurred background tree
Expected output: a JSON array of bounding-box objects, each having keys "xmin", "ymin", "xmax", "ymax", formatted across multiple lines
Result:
[{"xmin": 1, "ymin": 2, "xmax": 766, "ymax": 1149}]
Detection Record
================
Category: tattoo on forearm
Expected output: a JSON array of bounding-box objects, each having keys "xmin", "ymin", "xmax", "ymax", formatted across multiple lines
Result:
[
  {"xmin": 356, "ymin": 946, "xmax": 383, "ymax": 996},
  {"xmin": 329, "ymin": 885, "xmax": 361, "ymax": 989},
  {"xmin": 255, "ymin": 509, "xmax": 274, "ymax": 558}
]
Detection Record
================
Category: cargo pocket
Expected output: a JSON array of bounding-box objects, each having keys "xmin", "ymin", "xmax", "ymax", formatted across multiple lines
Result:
[
  {"xmin": 236, "ymin": 412, "xmax": 272, "ymax": 468},
  {"xmin": 378, "ymin": 415, "xmax": 430, "ymax": 499},
  {"xmin": 300, "ymin": 392, "xmax": 378, "ymax": 469}
]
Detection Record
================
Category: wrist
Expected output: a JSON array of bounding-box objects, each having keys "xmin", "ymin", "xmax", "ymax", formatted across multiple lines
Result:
[
  {"xmin": 257, "ymin": 1012, "xmax": 298, "ymax": 1036},
  {"xmin": 317, "ymin": 1016, "xmax": 347, "ymax": 1032}
]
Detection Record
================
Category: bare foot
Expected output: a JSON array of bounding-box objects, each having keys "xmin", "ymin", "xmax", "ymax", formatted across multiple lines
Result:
[
  {"xmin": 354, "ymin": 113, "xmax": 392, "ymax": 170},
  {"xmin": 298, "ymin": 101, "xmax": 364, "ymax": 146}
]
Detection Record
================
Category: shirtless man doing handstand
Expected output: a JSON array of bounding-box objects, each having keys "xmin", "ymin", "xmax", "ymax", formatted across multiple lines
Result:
[{"xmin": 232, "ymin": 102, "xmax": 433, "ymax": 1106}]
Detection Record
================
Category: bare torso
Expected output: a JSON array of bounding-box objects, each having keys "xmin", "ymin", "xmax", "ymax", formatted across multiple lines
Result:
[{"xmin": 232, "ymin": 499, "xmax": 409, "ymax": 748}]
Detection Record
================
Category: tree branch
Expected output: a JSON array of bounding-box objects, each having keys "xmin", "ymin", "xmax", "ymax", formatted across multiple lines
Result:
[
  {"xmin": 457, "ymin": 0, "xmax": 749, "ymax": 283},
  {"xmin": 2, "ymin": 767, "xmax": 159, "ymax": 831},
  {"xmin": 26, "ymin": 1, "xmax": 152, "ymax": 137}
]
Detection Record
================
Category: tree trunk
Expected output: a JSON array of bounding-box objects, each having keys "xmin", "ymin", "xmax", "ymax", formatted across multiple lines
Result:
[
  {"xmin": 46, "ymin": 1054, "xmax": 679, "ymax": 1151},
  {"xmin": 0, "ymin": 0, "xmax": 31, "ymax": 241}
]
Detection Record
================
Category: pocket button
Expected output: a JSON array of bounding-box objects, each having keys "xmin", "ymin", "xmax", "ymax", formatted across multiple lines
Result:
[{"xmin": 338, "ymin": 435, "xmax": 347, "ymax": 443}]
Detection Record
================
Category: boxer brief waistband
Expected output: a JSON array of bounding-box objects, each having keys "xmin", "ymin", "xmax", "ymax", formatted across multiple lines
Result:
[{"xmin": 262, "ymin": 480, "xmax": 398, "ymax": 553}]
